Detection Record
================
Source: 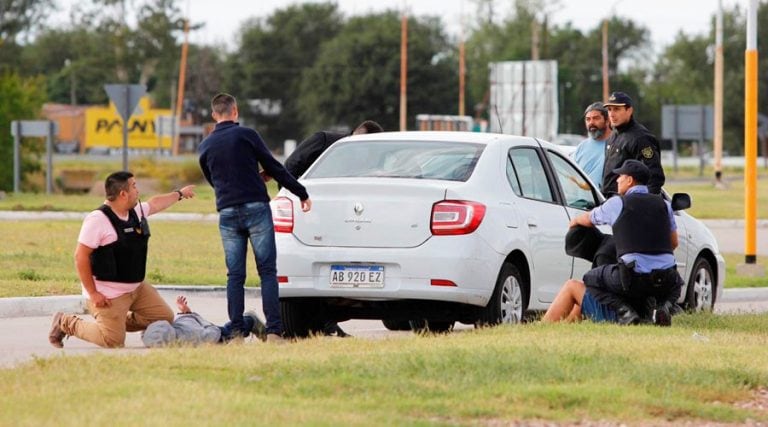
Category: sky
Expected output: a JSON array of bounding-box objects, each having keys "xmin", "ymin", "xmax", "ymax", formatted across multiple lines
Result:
[{"xmin": 182, "ymin": 0, "xmax": 745, "ymax": 52}]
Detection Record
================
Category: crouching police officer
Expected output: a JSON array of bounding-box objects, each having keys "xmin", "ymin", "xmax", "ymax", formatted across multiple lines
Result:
[
  {"xmin": 565, "ymin": 159, "xmax": 683, "ymax": 325},
  {"xmin": 48, "ymin": 171, "xmax": 196, "ymax": 348}
]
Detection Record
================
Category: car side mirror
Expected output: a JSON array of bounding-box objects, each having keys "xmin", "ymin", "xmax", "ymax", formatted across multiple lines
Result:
[{"xmin": 671, "ymin": 193, "xmax": 691, "ymax": 211}]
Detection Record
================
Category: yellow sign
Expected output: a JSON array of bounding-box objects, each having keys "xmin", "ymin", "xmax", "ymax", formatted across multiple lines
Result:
[{"xmin": 85, "ymin": 97, "xmax": 172, "ymax": 149}]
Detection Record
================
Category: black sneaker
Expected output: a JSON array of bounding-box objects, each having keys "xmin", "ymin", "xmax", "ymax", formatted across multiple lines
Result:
[
  {"xmin": 615, "ymin": 303, "xmax": 640, "ymax": 325},
  {"xmin": 244, "ymin": 311, "xmax": 267, "ymax": 341},
  {"xmin": 323, "ymin": 321, "xmax": 352, "ymax": 338},
  {"xmin": 652, "ymin": 304, "xmax": 672, "ymax": 327}
]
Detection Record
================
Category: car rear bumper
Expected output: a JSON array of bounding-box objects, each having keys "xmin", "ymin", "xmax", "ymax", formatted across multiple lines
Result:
[{"xmin": 275, "ymin": 233, "xmax": 502, "ymax": 307}]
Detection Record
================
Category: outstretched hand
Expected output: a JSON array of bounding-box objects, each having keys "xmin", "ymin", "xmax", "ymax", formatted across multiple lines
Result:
[
  {"xmin": 178, "ymin": 185, "xmax": 196, "ymax": 199},
  {"xmin": 176, "ymin": 295, "xmax": 192, "ymax": 314}
]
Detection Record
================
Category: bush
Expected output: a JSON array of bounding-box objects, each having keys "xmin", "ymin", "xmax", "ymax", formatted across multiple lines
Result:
[{"xmin": 0, "ymin": 73, "xmax": 47, "ymax": 192}]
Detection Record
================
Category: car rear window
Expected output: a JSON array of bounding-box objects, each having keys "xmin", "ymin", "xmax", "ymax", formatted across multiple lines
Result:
[{"xmin": 305, "ymin": 140, "xmax": 486, "ymax": 181}]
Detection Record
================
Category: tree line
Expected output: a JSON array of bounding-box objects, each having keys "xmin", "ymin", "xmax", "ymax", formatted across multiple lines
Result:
[{"xmin": 1, "ymin": 0, "xmax": 767, "ymax": 190}]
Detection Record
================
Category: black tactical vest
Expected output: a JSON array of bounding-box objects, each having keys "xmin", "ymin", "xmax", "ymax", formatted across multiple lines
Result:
[
  {"xmin": 90, "ymin": 204, "xmax": 150, "ymax": 283},
  {"xmin": 613, "ymin": 193, "xmax": 673, "ymax": 257}
]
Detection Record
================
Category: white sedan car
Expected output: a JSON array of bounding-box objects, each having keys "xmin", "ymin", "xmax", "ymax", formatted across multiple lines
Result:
[{"xmin": 271, "ymin": 132, "xmax": 724, "ymax": 335}]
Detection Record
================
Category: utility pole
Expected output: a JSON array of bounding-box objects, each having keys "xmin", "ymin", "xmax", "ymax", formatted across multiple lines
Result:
[
  {"xmin": 713, "ymin": 0, "xmax": 725, "ymax": 189},
  {"xmin": 173, "ymin": 8, "xmax": 190, "ymax": 156},
  {"xmin": 399, "ymin": 9, "xmax": 408, "ymax": 131},
  {"xmin": 602, "ymin": 1, "xmax": 625, "ymax": 102},
  {"xmin": 458, "ymin": 0, "xmax": 466, "ymax": 117},
  {"xmin": 602, "ymin": 19, "xmax": 609, "ymax": 102}
]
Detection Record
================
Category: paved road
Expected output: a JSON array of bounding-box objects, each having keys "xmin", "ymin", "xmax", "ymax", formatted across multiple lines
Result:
[
  {"xmin": 2, "ymin": 287, "xmax": 767, "ymax": 369},
  {"xmin": 703, "ymin": 219, "xmax": 768, "ymax": 256}
]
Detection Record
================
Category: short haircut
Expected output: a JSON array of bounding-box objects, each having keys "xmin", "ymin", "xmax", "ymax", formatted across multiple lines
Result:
[
  {"xmin": 104, "ymin": 171, "xmax": 134, "ymax": 201},
  {"xmin": 354, "ymin": 120, "xmax": 383, "ymax": 134},
  {"xmin": 584, "ymin": 102, "xmax": 608, "ymax": 120},
  {"xmin": 211, "ymin": 93, "xmax": 237, "ymax": 117}
]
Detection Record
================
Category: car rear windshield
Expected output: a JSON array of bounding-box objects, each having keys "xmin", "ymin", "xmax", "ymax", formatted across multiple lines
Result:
[{"xmin": 305, "ymin": 140, "xmax": 486, "ymax": 181}]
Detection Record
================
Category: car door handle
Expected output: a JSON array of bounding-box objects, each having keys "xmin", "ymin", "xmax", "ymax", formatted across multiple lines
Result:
[{"xmin": 527, "ymin": 218, "xmax": 538, "ymax": 227}]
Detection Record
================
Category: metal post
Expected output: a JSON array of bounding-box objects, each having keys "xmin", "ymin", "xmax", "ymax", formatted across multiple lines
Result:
[
  {"xmin": 13, "ymin": 121, "xmax": 20, "ymax": 193},
  {"xmin": 672, "ymin": 106, "xmax": 679, "ymax": 172},
  {"xmin": 699, "ymin": 105, "xmax": 706, "ymax": 177},
  {"xmin": 46, "ymin": 121, "xmax": 54, "ymax": 194},
  {"xmin": 744, "ymin": 0, "xmax": 758, "ymax": 265}
]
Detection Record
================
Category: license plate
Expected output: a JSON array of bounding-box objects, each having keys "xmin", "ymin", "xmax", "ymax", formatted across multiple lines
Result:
[{"xmin": 330, "ymin": 265, "xmax": 385, "ymax": 288}]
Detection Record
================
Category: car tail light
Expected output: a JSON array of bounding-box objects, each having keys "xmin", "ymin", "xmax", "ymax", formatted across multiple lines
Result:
[
  {"xmin": 271, "ymin": 197, "xmax": 294, "ymax": 233},
  {"xmin": 277, "ymin": 276, "xmax": 289, "ymax": 284},
  {"xmin": 430, "ymin": 200, "xmax": 486, "ymax": 235}
]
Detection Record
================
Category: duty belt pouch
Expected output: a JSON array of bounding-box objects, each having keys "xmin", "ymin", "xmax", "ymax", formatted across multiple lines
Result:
[
  {"xmin": 618, "ymin": 259, "xmax": 635, "ymax": 293},
  {"xmin": 649, "ymin": 267, "xmax": 676, "ymax": 289}
]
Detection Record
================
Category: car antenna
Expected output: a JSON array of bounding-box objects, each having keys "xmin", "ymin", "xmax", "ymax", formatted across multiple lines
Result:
[{"xmin": 494, "ymin": 103, "xmax": 504, "ymax": 133}]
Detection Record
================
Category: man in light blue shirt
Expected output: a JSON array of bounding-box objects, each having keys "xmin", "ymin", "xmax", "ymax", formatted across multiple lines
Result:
[{"xmin": 573, "ymin": 102, "xmax": 612, "ymax": 190}]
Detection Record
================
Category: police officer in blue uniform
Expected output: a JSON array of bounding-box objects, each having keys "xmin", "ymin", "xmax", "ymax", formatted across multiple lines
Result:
[{"xmin": 560, "ymin": 160, "xmax": 683, "ymax": 325}]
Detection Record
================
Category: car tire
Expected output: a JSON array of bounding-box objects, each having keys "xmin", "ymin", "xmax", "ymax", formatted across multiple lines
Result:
[
  {"xmin": 409, "ymin": 319, "xmax": 454, "ymax": 334},
  {"xmin": 685, "ymin": 257, "xmax": 715, "ymax": 312},
  {"xmin": 281, "ymin": 300, "xmax": 324, "ymax": 338},
  {"xmin": 476, "ymin": 262, "xmax": 526, "ymax": 327},
  {"xmin": 382, "ymin": 319, "xmax": 412, "ymax": 331}
]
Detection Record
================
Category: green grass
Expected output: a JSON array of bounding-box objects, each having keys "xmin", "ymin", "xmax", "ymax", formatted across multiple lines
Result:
[
  {"xmin": 665, "ymin": 174, "xmax": 768, "ymax": 219},
  {"xmin": 2, "ymin": 314, "xmax": 768, "ymax": 425},
  {"xmin": 722, "ymin": 253, "xmax": 768, "ymax": 288},
  {"xmin": 0, "ymin": 220, "xmax": 262, "ymax": 297},
  {"xmin": 0, "ymin": 184, "xmax": 219, "ymax": 213}
]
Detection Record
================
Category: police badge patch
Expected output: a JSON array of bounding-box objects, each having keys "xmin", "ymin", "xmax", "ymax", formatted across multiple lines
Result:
[{"xmin": 641, "ymin": 146, "xmax": 654, "ymax": 159}]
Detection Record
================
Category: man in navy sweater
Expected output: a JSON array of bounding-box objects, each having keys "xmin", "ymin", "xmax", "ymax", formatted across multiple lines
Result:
[{"xmin": 198, "ymin": 93, "xmax": 312, "ymax": 343}]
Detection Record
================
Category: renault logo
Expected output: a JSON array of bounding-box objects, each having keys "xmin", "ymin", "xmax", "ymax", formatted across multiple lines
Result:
[{"xmin": 353, "ymin": 202, "xmax": 364, "ymax": 216}]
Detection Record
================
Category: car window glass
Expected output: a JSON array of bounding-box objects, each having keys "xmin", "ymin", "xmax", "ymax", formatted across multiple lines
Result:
[
  {"xmin": 507, "ymin": 148, "xmax": 554, "ymax": 202},
  {"xmin": 306, "ymin": 140, "xmax": 485, "ymax": 181},
  {"xmin": 548, "ymin": 151, "xmax": 599, "ymax": 210}
]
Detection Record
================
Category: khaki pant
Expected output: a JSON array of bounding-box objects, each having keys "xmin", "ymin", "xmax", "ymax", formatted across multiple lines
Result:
[{"xmin": 60, "ymin": 282, "xmax": 174, "ymax": 348}]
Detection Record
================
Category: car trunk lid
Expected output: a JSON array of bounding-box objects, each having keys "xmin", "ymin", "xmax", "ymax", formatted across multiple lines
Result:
[{"xmin": 291, "ymin": 179, "xmax": 449, "ymax": 248}]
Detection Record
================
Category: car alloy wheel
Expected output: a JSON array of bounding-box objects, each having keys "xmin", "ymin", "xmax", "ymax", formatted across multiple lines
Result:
[
  {"xmin": 476, "ymin": 262, "xmax": 527, "ymax": 327},
  {"xmin": 686, "ymin": 257, "xmax": 714, "ymax": 312},
  {"xmin": 499, "ymin": 273, "xmax": 524, "ymax": 324}
]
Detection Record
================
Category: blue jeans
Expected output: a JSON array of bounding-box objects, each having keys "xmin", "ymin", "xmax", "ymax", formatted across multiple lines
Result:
[{"xmin": 218, "ymin": 202, "xmax": 281, "ymax": 335}]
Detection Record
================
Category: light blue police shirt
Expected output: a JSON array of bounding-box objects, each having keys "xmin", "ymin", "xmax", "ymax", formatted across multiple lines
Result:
[{"xmin": 589, "ymin": 185, "xmax": 677, "ymax": 273}]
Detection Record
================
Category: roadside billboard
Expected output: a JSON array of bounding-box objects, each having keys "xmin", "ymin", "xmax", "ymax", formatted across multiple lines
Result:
[
  {"xmin": 489, "ymin": 60, "xmax": 558, "ymax": 141},
  {"xmin": 84, "ymin": 97, "xmax": 172, "ymax": 150}
]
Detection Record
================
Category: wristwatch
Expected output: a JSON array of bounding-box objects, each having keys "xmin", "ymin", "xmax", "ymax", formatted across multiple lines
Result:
[{"xmin": 175, "ymin": 190, "xmax": 183, "ymax": 201}]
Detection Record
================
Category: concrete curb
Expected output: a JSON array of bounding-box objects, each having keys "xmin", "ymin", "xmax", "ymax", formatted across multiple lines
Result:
[
  {"xmin": 702, "ymin": 219, "xmax": 768, "ymax": 229},
  {"xmin": 0, "ymin": 286, "xmax": 765, "ymax": 318},
  {"xmin": 0, "ymin": 295, "xmax": 87, "ymax": 318},
  {"xmin": 0, "ymin": 286, "xmax": 261, "ymax": 318}
]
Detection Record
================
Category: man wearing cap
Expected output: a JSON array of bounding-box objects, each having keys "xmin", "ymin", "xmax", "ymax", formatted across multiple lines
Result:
[
  {"xmin": 602, "ymin": 91, "xmax": 665, "ymax": 197},
  {"xmin": 543, "ymin": 159, "xmax": 683, "ymax": 325},
  {"xmin": 573, "ymin": 102, "xmax": 612, "ymax": 190}
]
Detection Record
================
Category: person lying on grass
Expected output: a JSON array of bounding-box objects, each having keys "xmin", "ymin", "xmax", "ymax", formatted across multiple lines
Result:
[{"xmin": 142, "ymin": 296, "xmax": 267, "ymax": 347}]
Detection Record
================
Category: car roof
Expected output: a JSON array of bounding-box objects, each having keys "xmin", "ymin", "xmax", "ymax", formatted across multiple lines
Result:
[{"xmin": 341, "ymin": 131, "xmax": 540, "ymax": 146}]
